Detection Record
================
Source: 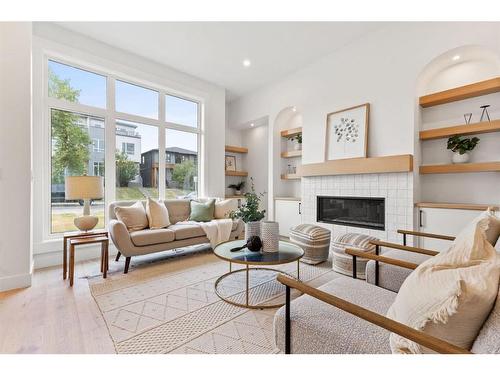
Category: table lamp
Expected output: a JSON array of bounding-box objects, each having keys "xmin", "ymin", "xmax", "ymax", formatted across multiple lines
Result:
[{"xmin": 65, "ymin": 175, "xmax": 104, "ymax": 232}]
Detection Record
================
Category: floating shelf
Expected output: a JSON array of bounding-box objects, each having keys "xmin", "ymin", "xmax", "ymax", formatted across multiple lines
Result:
[
  {"xmin": 299, "ymin": 154, "xmax": 413, "ymax": 177},
  {"xmin": 281, "ymin": 150, "xmax": 302, "ymax": 158},
  {"xmin": 420, "ymin": 120, "xmax": 500, "ymax": 140},
  {"xmin": 281, "ymin": 173, "xmax": 301, "ymax": 180},
  {"xmin": 225, "ymin": 145, "xmax": 248, "ymax": 154},
  {"xmin": 280, "ymin": 127, "xmax": 302, "ymax": 138},
  {"xmin": 225, "ymin": 170, "xmax": 248, "ymax": 177},
  {"xmin": 225, "ymin": 195, "xmax": 246, "ymax": 199},
  {"xmin": 419, "ymin": 77, "xmax": 500, "ymax": 108},
  {"xmin": 415, "ymin": 202, "xmax": 499, "ymax": 211},
  {"xmin": 419, "ymin": 162, "xmax": 500, "ymax": 174}
]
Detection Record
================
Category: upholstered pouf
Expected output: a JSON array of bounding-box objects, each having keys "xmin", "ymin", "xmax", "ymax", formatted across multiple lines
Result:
[
  {"xmin": 331, "ymin": 233, "xmax": 378, "ymax": 279},
  {"xmin": 289, "ymin": 224, "xmax": 331, "ymax": 264}
]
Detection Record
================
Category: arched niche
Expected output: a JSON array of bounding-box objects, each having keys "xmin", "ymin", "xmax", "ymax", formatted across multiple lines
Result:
[{"xmin": 274, "ymin": 106, "xmax": 302, "ymax": 132}]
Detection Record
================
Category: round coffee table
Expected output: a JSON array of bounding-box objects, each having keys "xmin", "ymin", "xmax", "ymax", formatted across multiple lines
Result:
[{"xmin": 213, "ymin": 240, "xmax": 304, "ymax": 309}]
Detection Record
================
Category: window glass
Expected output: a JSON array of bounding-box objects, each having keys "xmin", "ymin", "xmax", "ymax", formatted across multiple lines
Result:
[
  {"xmin": 165, "ymin": 95, "xmax": 198, "ymax": 128},
  {"xmin": 115, "ymin": 120, "xmax": 158, "ymax": 201},
  {"xmin": 165, "ymin": 129, "xmax": 198, "ymax": 199},
  {"xmin": 48, "ymin": 60, "xmax": 106, "ymax": 108},
  {"xmin": 116, "ymin": 80, "xmax": 159, "ymax": 119},
  {"xmin": 50, "ymin": 109, "xmax": 105, "ymax": 233}
]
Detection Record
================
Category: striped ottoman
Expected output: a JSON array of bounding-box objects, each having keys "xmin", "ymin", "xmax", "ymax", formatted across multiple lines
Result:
[
  {"xmin": 331, "ymin": 233, "xmax": 378, "ymax": 279},
  {"xmin": 289, "ymin": 224, "xmax": 331, "ymax": 264}
]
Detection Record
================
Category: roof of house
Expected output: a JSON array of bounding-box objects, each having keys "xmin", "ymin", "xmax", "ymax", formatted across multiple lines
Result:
[{"xmin": 141, "ymin": 147, "xmax": 197, "ymax": 156}]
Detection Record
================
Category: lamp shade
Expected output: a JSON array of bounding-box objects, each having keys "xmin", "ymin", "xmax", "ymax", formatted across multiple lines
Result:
[{"xmin": 65, "ymin": 176, "xmax": 104, "ymax": 200}]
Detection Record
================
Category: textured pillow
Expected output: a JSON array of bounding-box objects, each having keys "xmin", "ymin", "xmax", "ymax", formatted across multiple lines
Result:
[
  {"xmin": 464, "ymin": 209, "xmax": 500, "ymax": 246},
  {"xmin": 146, "ymin": 197, "xmax": 171, "ymax": 229},
  {"xmin": 114, "ymin": 201, "xmax": 149, "ymax": 232},
  {"xmin": 189, "ymin": 199, "xmax": 215, "ymax": 222},
  {"xmin": 214, "ymin": 199, "xmax": 238, "ymax": 219},
  {"xmin": 386, "ymin": 213, "xmax": 500, "ymax": 353}
]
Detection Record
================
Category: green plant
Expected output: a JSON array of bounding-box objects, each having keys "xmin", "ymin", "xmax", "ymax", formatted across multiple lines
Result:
[
  {"xmin": 172, "ymin": 160, "xmax": 197, "ymax": 189},
  {"xmin": 292, "ymin": 133, "xmax": 302, "ymax": 144},
  {"xmin": 115, "ymin": 151, "xmax": 139, "ymax": 187},
  {"xmin": 447, "ymin": 135, "xmax": 480, "ymax": 155},
  {"xmin": 228, "ymin": 181, "xmax": 245, "ymax": 191},
  {"xmin": 229, "ymin": 178, "xmax": 266, "ymax": 223}
]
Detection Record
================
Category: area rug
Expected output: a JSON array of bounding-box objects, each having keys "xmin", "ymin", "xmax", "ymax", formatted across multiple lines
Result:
[{"xmin": 88, "ymin": 247, "xmax": 335, "ymax": 354}]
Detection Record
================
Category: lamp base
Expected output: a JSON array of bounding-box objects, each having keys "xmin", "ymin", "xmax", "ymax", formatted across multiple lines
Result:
[{"xmin": 74, "ymin": 215, "xmax": 99, "ymax": 232}]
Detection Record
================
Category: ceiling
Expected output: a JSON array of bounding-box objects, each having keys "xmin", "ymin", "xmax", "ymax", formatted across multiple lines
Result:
[{"xmin": 56, "ymin": 22, "xmax": 385, "ymax": 101}]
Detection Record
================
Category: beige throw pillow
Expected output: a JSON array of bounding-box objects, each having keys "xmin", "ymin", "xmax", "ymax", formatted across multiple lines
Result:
[
  {"xmin": 386, "ymin": 212, "xmax": 500, "ymax": 353},
  {"xmin": 114, "ymin": 201, "xmax": 149, "ymax": 232},
  {"xmin": 146, "ymin": 198, "xmax": 171, "ymax": 229},
  {"xmin": 214, "ymin": 199, "xmax": 238, "ymax": 219}
]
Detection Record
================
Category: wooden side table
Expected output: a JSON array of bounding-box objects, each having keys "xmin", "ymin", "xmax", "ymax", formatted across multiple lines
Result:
[{"xmin": 63, "ymin": 231, "xmax": 109, "ymax": 286}]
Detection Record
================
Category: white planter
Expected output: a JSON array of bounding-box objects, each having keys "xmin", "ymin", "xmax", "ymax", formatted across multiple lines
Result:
[
  {"xmin": 293, "ymin": 142, "xmax": 302, "ymax": 151},
  {"xmin": 235, "ymin": 190, "xmax": 242, "ymax": 196},
  {"xmin": 452, "ymin": 152, "xmax": 470, "ymax": 164},
  {"xmin": 261, "ymin": 221, "xmax": 279, "ymax": 253},
  {"xmin": 245, "ymin": 221, "xmax": 261, "ymax": 241}
]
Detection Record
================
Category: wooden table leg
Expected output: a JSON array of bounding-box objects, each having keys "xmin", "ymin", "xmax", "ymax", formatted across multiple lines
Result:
[
  {"xmin": 103, "ymin": 241, "xmax": 108, "ymax": 279},
  {"xmin": 63, "ymin": 237, "xmax": 67, "ymax": 280},
  {"xmin": 69, "ymin": 243, "xmax": 75, "ymax": 287},
  {"xmin": 106, "ymin": 241, "xmax": 109, "ymax": 271},
  {"xmin": 100, "ymin": 246, "xmax": 104, "ymax": 273}
]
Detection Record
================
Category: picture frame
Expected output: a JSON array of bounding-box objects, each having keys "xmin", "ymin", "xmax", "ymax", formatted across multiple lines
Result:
[
  {"xmin": 225, "ymin": 155, "xmax": 236, "ymax": 171},
  {"xmin": 325, "ymin": 103, "xmax": 370, "ymax": 161}
]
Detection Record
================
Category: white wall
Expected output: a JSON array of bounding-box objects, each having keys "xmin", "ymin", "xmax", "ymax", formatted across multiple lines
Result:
[{"xmin": 0, "ymin": 23, "xmax": 33, "ymax": 291}]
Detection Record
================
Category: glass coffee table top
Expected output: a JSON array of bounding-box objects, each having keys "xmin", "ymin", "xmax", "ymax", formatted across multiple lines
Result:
[{"xmin": 214, "ymin": 239, "xmax": 304, "ymax": 265}]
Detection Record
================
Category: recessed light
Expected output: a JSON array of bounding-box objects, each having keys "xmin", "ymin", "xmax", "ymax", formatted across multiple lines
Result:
[
  {"xmin": 250, "ymin": 123, "xmax": 255, "ymax": 127},
  {"xmin": 292, "ymin": 106, "xmax": 297, "ymax": 112},
  {"xmin": 243, "ymin": 59, "xmax": 251, "ymax": 67},
  {"xmin": 452, "ymin": 55, "xmax": 460, "ymax": 61}
]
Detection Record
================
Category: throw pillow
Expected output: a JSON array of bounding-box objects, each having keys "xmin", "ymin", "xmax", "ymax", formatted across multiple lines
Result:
[
  {"xmin": 146, "ymin": 197, "xmax": 171, "ymax": 229},
  {"xmin": 214, "ymin": 199, "xmax": 238, "ymax": 219},
  {"xmin": 189, "ymin": 199, "xmax": 215, "ymax": 222},
  {"xmin": 461, "ymin": 209, "xmax": 500, "ymax": 246},
  {"xmin": 386, "ymin": 213, "xmax": 500, "ymax": 353},
  {"xmin": 114, "ymin": 201, "xmax": 149, "ymax": 232}
]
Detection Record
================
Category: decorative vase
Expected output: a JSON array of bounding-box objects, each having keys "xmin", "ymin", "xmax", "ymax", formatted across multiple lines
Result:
[
  {"xmin": 235, "ymin": 190, "xmax": 242, "ymax": 196},
  {"xmin": 261, "ymin": 221, "xmax": 279, "ymax": 253},
  {"xmin": 452, "ymin": 152, "xmax": 470, "ymax": 164},
  {"xmin": 245, "ymin": 221, "xmax": 261, "ymax": 241},
  {"xmin": 293, "ymin": 142, "xmax": 302, "ymax": 151}
]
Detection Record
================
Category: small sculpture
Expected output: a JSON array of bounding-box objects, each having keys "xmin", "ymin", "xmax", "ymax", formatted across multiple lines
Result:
[
  {"xmin": 480, "ymin": 105, "xmax": 491, "ymax": 122},
  {"xmin": 230, "ymin": 236, "xmax": 263, "ymax": 252},
  {"xmin": 464, "ymin": 113, "xmax": 472, "ymax": 124}
]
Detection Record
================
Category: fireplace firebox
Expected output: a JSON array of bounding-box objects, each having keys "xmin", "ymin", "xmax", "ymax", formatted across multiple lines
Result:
[{"xmin": 316, "ymin": 196, "xmax": 385, "ymax": 231}]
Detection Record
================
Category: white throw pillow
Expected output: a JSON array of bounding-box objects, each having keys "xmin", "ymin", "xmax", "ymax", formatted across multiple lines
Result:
[
  {"xmin": 214, "ymin": 199, "xmax": 238, "ymax": 219},
  {"xmin": 386, "ymin": 212, "xmax": 500, "ymax": 353},
  {"xmin": 114, "ymin": 201, "xmax": 149, "ymax": 232},
  {"xmin": 146, "ymin": 197, "xmax": 171, "ymax": 229}
]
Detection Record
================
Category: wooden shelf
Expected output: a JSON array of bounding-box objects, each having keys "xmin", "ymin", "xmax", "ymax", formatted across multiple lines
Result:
[
  {"xmin": 225, "ymin": 170, "xmax": 248, "ymax": 177},
  {"xmin": 419, "ymin": 162, "xmax": 500, "ymax": 174},
  {"xmin": 281, "ymin": 150, "xmax": 302, "ymax": 158},
  {"xmin": 281, "ymin": 173, "xmax": 301, "ymax": 180},
  {"xmin": 225, "ymin": 195, "xmax": 246, "ymax": 199},
  {"xmin": 280, "ymin": 127, "xmax": 302, "ymax": 138},
  {"xmin": 419, "ymin": 77, "xmax": 500, "ymax": 108},
  {"xmin": 416, "ymin": 202, "xmax": 499, "ymax": 211},
  {"xmin": 299, "ymin": 154, "xmax": 413, "ymax": 177},
  {"xmin": 420, "ymin": 120, "xmax": 500, "ymax": 140},
  {"xmin": 225, "ymin": 145, "xmax": 248, "ymax": 154}
]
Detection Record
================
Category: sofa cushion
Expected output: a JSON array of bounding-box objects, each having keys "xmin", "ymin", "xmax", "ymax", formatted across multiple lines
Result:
[
  {"xmin": 114, "ymin": 201, "xmax": 149, "ymax": 232},
  {"xmin": 164, "ymin": 199, "xmax": 191, "ymax": 224},
  {"xmin": 471, "ymin": 285, "xmax": 500, "ymax": 353},
  {"xmin": 189, "ymin": 199, "xmax": 215, "ymax": 222},
  {"xmin": 169, "ymin": 223, "xmax": 205, "ymax": 240},
  {"xmin": 146, "ymin": 197, "xmax": 171, "ymax": 229},
  {"xmin": 130, "ymin": 228, "xmax": 175, "ymax": 246},
  {"xmin": 274, "ymin": 277, "xmax": 394, "ymax": 354},
  {"xmin": 215, "ymin": 199, "xmax": 238, "ymax": 219}
]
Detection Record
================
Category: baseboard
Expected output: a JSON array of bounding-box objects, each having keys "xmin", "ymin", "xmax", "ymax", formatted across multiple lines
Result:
[
  {"xmin": 0, "ymin": 271, "xmax": 32, "ymax": 292},
  {"xmin": 34, "ymin": 243, "xmax": 118, "ymax": 270}
]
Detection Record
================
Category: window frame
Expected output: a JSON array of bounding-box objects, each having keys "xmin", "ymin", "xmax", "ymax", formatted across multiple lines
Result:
[{"xmin": 41, "ymin": 53, "xmax": 203, "ymax": 240}]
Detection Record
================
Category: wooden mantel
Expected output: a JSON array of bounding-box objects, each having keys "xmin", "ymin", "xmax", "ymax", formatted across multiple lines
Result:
[{"xmin": 298, "ymin": 154, "xmax": 413, "ymax": 177}]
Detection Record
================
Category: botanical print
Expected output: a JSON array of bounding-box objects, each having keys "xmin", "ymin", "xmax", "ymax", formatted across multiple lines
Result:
[
  {"xmin": 334, "ymin": 117, "xmax": 359, "ymax": 152},
  {"xmin": 225, "ymin": 155, "xmax": 236, "ymax": 171}
]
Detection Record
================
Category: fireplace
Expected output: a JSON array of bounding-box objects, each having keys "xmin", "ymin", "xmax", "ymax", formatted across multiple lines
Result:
[{"xmin": 317, "ymin": 196, "xmax": 385, "ymax": 231}]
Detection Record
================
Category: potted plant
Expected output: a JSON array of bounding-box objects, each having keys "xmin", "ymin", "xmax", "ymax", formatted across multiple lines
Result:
[
  {"xmin": 228, "ymin": 181, "xmax": 245, "ymax": 196},
  {"xmin": 291, "ymin": 133, "xmax": 302, "ymax": 151},
  {"xmin": 447, "ymin": 135, "xmax": 480, "ymax": 164},
  {"xmin": 229, "ymin": 178, "xmax": 266, "ymax": 240}
]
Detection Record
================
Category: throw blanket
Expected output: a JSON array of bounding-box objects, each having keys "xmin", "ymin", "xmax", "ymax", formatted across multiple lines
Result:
[{"xmin": 177, "ymin": 219, "xmax": 233, "ymax": 247}]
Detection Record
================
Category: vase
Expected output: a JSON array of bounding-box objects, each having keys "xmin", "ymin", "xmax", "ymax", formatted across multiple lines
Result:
[
  {"xmin": 235, "ymin": 190, "xmax": 242, "ymax": 196},
  {"xmin": 261, "ymin": 221, "xmax": 279, "ymax": 253},
  {"xmin": 245, "ymin": 221, "xmax": 261, "ymax": 241},
  {"xmin": 452, "ymin": 152, "xmax": 470, "ymax": 164},
  {"xmin": 293, "ymin": 142, "xmax": 302, "ymax": 151}
]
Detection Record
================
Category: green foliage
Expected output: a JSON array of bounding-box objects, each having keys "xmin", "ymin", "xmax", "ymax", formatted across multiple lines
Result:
[
  {"xmin": 229, "ymin": 178, "xmax": 266, "ymax": 223},
  {"xmin": 292, "ymin": 133, "xmax": 302, "ymax": 144},
  {"xmin": 172, "ymin": 160, "xmax": 197, "ymax": 189},
  {"xmin": 49, "ymin": 68, "xmax": 91, "ymax": 183},
  {"xmin": 116, "ymin": 151, "xmax": 139, "ymax": 187},
  {"xmin": 447, "ymin": 135, "xmax": 480, "ymax": 155},
  {"xmin": 228, "ymin": 181, "xmax": 245, "ymax": 190}
]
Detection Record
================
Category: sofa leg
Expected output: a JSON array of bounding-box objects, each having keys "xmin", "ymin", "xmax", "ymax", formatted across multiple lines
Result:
[
  {"xmin": 124, "ymin": 257, "xmax": 131, "ymax": 274},
  {"xmin": 115, "ymin": 252, "xmax": 121, "ymax": 262}
]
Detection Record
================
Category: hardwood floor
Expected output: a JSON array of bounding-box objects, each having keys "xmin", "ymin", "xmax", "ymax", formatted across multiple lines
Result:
[{"xmin": 0, "ymin": 257, "xmax": 118, "ymax": 354}]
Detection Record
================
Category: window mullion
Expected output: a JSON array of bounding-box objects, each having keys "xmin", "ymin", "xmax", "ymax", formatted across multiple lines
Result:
[
  {"xmin": 105, "ymin": 77, "xmax": 116, "ymax": 221},
  {"xmin": 158, "ymin": 93, "xmax": 166, "ymax": 200}
]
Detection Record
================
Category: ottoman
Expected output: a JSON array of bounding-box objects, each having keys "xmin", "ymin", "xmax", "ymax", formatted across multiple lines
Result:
[
  {"xmin": 289, "ymin": 224, "xmax": 331, "ymax": 264},
  {"xmin": 331, "ymin": 233, "xmax": 378, "ymax": 279}
]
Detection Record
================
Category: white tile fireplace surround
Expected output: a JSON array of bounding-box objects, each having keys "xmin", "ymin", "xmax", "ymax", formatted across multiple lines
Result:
[{"xmin": 301, "ymin": 172, "xmax": 414, "ymax": 245}]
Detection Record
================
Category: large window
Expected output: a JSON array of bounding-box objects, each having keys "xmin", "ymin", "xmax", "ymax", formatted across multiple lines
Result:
[{"xmin": 46, "ymin": 58, "xmax": 201, "ymax": 236}]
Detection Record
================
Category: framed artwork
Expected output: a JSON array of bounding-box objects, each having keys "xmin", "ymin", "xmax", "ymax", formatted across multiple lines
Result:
[
  {"xmin": 325, "ymin": 103, "xmax": 370, "ymax": 160},
  {"xmin": 225, "ymin": 155, "xmax": 236, "ymax": 171}
]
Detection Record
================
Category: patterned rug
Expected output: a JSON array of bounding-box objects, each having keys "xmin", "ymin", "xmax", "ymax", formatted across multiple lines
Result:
[{"xmin": 88, "ymin": 246, "xmax": 335, "ymax": 354}]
